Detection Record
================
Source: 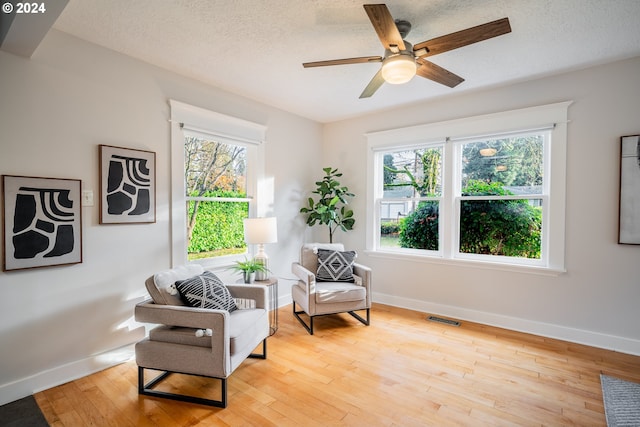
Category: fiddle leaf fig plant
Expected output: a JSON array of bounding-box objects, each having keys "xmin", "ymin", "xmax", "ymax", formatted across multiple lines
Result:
[{"xmin": 300, "ymin": 167, "xmax": 355, "ymax": 243}]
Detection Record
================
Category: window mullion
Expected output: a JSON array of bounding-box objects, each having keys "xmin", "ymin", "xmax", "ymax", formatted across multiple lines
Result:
[
  {"xmin": 187, "ymin": 196, "xmax": 252, "ymax": 203},
  {"xmin": 458, "ymin": 195, "xmax": 542, "ymax": 201},
  {"xmin": 373, "ymin": 198, "xmax": 381, "ymax": 251},
  {"xmin": 442, "ymin": 140, "xmax": 455, "ymax": 259}
]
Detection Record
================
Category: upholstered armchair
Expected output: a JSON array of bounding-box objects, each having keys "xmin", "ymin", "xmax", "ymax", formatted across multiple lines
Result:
[
  {"xmin": 291, "ymin": 243, "xmax": 371, "ymax": 335},
  {"xmin": 134, "ymin": 264, "xmax": 269, "ymax": 407}
]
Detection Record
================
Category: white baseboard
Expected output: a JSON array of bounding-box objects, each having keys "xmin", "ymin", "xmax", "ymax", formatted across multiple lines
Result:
[
  {"xmin": 373, "ymin": 292, "xmax": 640, "ymax": 357},
  {"xmin": 0, "ymin": 344, "xmax": 135, "ymax": 407}
]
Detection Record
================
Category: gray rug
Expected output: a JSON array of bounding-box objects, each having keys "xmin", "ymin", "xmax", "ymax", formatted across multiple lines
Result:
[
  {"xmin": 601, "ymin": 374, "xmax": 640, "ymax": 427},
  {"xmin": 0, "ymin": 395, "xmax": 48, "ymax": 427}
]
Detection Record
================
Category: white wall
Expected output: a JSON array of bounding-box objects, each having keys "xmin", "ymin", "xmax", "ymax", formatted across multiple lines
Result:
[
  {"xmin": 0, "ymin": 30, "xmax": 322, "ymax": 405},
  {"xmin": 323, "ymin": 56, "xmax": 640, "ymax": 355}
]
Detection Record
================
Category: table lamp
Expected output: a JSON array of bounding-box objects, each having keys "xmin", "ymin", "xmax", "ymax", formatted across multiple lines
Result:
[{"xmin": 243, "ymin": 217, "xmax": 278, "ymax": 280}]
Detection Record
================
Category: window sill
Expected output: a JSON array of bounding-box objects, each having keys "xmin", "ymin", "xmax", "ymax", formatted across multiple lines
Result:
[
  {"xmin": 189, "ymin": 253, "xmax": 246, "ymax": 270},
  {"xmin": 364, "ymin": 249, "xmax": 566, "ymax": 277}
]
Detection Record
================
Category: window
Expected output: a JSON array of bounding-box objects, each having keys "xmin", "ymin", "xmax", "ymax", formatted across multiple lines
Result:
[
  {"xmin": 170, "ymin": 100, "xmax": 266, "ymax": 267},
  {"xmin": 184, "ymin": 132, "xmax": 250, "ymax": 260},
  {"xmin": 456, "ymin": 132, "xmax": 546, "ymax": 262},
  {"xmin": 379, "ymin": 145, "xmax": 443, "ymax": 254},
  {"xmin": 366, "ymin": 102, "xmax": 571, "ymax": 272}
]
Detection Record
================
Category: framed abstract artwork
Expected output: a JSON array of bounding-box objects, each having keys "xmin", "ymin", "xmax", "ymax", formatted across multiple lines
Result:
[
  {"xmin": 2, "ymin": 175, "xmax": 83, "ymax": 271},
  {"xmin": 99, "ymin": 145, "xmax": 156, "ymax": 224},
  {"xmin": 619, "ymin": 134, "xmax": 640, "ymax": 244}
]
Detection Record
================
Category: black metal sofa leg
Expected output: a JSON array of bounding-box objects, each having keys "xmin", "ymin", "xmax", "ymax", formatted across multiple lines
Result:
[
  {"xmin": 293, "ymin": 301, "xmax": 314, "ymax": 335},
  {"xmin": 138, "ymin": 366, "xmax": 228, "ymax": 408},
  {"xmin": 348, "ymin": 308, "xmax": 370, "ymax": 326},
  {"xmin": 249, "ymin": 339, "xmax": 267, "ymax": 359}
]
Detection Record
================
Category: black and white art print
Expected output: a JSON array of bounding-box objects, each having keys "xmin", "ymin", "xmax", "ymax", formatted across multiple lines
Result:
[
  {"xmin": 619, "ymin": 135, "xmax": 640, "ymax": 244},
  {"xmin": 2, "ymin": 175, "xmax": 83, "ymax": 271},
  {"xmin": 99, "ymin": 145, "xmax": 156, "ymax": 224}
]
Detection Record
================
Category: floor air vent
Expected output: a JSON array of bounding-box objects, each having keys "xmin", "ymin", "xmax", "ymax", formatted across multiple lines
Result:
[{"xmin": 427, "ymin": 315, "xmax": 461, "ymax": 327}]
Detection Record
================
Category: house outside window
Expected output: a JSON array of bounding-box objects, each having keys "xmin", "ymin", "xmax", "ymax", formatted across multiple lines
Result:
[
  {"xmin": 170, "ymin": 100, "xmax": 266, "ymax": 268},
  {"xmin": 366, "ymin": 102, "xmax": 571, "ymax": 272}
]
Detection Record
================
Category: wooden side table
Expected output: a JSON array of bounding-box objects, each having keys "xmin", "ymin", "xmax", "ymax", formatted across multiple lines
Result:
[{"xmin": 254, "ymin": 277, "xmax": 278, "ymax": 335}]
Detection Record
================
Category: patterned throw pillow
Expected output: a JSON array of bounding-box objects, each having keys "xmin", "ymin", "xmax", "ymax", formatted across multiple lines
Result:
[
  {"xmin": 316, "ymin": 249, "xmax": 356, "ymax": 282},
  {"xmin": 175, "ymin": 271, "xmax": 238, "ymax": 312}
]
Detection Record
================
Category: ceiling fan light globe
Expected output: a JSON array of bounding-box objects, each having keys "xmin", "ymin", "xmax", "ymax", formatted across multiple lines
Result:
[{"xmin": 381, "ymin": 55, "xmax": 416, "ymax": 84}]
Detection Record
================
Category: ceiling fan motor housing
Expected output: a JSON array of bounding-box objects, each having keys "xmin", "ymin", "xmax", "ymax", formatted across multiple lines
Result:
[{"xmin": 395, "ymin": 20, "xmax": 412, "ymax": 39}]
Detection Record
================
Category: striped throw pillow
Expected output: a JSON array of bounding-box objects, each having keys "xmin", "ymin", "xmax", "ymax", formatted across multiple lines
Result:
[
  {"xmin": 316, "ymin": 249, "xmax": 356, "ymax": 282},
  {"xmin": 176, "ymin": 271, "xmax": 237, "ymax": 312}
]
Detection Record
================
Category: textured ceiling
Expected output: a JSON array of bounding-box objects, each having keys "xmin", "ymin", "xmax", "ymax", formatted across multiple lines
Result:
[{"xmin": 52, "ymin": 0, "xmax": 640, "ymax": 123}]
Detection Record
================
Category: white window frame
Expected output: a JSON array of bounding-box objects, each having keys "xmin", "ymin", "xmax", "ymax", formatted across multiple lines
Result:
[
  {"xmin": 170, "ymin": 100, "xmax": 266, "ymax": 269},
  {"xmin": 365, "ymin": 102, "xmax": 571, "ymax": 274}
]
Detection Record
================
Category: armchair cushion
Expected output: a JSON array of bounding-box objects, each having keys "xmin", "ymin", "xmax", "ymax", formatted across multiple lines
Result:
[
  {"xmin": 315, "ymin": 281, "xmax": 366, "ymax": 303},
  {"xmin": 316, "ymin": 249, "xmax": 356, "ymax": 282},
  {"xmin": 176, "ymin": 271, "xmax": 238, "ymax": 312},
  {"xmin": 148, "ymin": 264, "xmax": 204, "ymax": 306},
  {"xmin": 227, "ymin": 308, "xmax": 269, "ymax": 354}
]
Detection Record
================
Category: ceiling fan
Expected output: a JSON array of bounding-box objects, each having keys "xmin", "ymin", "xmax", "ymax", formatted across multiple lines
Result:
[{"xmin": 303, "ymin": 4, "xmax": 511, "ymax": 98}]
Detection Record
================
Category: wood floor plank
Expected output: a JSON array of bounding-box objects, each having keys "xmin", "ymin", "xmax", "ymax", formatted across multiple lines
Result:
[{"xmin": 33, "ymin": 303, "xmax": 640, "ymax": 426}]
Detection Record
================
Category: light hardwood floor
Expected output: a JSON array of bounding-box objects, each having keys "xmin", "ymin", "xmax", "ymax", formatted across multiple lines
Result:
[{"xmin": 35, "ymin": 303, "xmax": 640, "ymax": 426}]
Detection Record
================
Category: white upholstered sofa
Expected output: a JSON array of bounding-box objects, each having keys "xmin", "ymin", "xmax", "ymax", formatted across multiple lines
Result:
[
  {"xmin": 134, "ymin": 264, "xmax": 269, "ymax": 407},
  {"xmin": 291, "ymin": 243, "xmax": 371, "ymax": 334}
]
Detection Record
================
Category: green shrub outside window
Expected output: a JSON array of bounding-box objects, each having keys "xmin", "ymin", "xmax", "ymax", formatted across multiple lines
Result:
[{"xmin": 187, "ymin": 191, "xmax": 248, "ymax": 259}]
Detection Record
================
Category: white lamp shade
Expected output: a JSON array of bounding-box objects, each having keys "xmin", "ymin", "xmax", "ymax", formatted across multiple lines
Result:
[{"xmin": 243, "ymin": 217, "xmax": 278, "ymax": 244}]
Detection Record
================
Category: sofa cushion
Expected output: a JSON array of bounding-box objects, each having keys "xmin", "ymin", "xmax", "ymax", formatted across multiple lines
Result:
[
  {"xmin": 315, "ymin": 282, "xmax": 366, "ymax": 304},
  {"xmin": 148, "ymin": 264, "xmax": 205, "ymax": 305},
  {"xmin": 228, "ymin": 308, "xmax": 268, "ymax": 355},
  {"xmin": 316, "ymin": 249, "xmax": 356, "ymax": 282},
  {"xmin": 176, "ymin": 271, "xmax": 238, "ymax": 312}
]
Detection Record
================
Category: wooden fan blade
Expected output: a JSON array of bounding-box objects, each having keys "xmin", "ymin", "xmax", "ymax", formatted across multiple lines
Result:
[
  {"xmin": 413, "ymin": 18, "xmax": 511, "ymax": 58},
  {"xmin": 360, "ymin": 69, "xmax": 385, "ymax": 98},
  {"xmin": 416, "ymin": 58, "xmax": 465, "ymax": 88},
  {"xmin": 363, "ymin": 4, "xmax": 406, "ymax": 51},
  {"xmin": 303, "ymin": 56, "xmax": 382, "ymax": 68}
]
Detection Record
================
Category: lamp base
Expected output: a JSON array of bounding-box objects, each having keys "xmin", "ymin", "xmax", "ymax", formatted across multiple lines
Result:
[{"xmin": 254, "ymin": 251, "xmax": 269, "ymax": 281}]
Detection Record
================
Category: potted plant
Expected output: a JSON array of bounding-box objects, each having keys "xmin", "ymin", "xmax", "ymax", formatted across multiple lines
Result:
[
  {"xmin": 300, "ymin": 167, "xmax": 355, "ymax": 243},
  {"xmin": 229, "ymin": 257, "xmax": 269, "ymax": 283}
]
